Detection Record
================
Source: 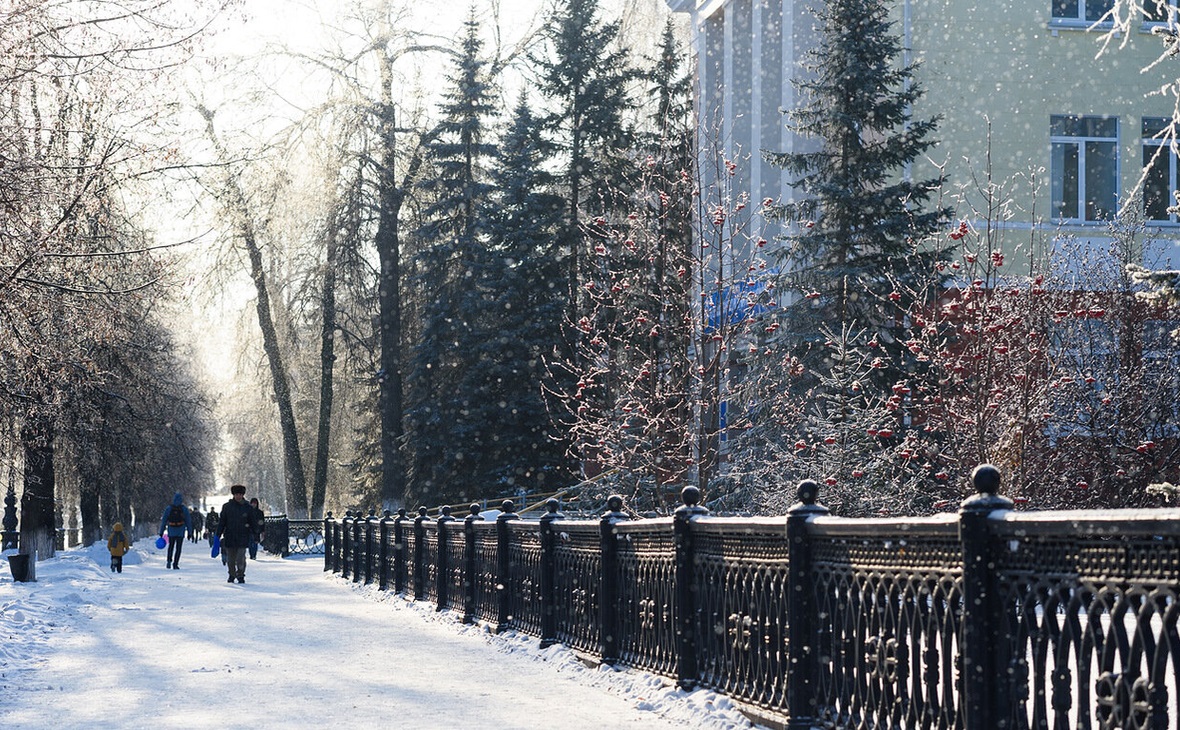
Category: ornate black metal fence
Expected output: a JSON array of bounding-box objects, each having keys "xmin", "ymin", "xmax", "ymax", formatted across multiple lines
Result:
[
  {"xmin": 318, "ymin": 466, "xmax": 1180, "ymax": 730},
  {"xmin": 261, "ymin": 516, "xmax": 323, "ymax": 557}
]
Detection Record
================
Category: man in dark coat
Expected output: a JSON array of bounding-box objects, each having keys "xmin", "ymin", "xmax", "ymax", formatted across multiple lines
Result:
[{"xmin": 216, "ymin": 484, "xmax": 259, "ymax": 584}]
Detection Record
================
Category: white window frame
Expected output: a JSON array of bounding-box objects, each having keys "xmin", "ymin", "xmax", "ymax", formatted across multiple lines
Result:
[
  {"xmin": 1050, "ymin": 115, "xmax": 1120, "ymax": 224},
  {"xmin": 1142, "ymin": 116, "xmax": 1179, "ymax": 225}
]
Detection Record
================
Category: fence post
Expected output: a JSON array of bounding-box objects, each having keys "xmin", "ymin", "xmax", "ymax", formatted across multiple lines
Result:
[
  {"xmin": 599, "ymin": 495, "xmax": 626, "ymax": 665},
  {"xmin": 673, "ymin": 485, "xmax": 710, "ymax": 691},
  {"xmin": 393, "ymin": 508, "xmax": 408, "ymax": 594},
  {"xmin": 539, "ymin": 498, "xmax": 565, "ymax": 648},
  {"xmin": 463, "ymin": 503, "xmax": 482, "ymax": 624},
  {"xmin": 786, "ymin": 480, "xmax": 828, "ymax": 729},
  {"xmin": 278, "ymin": 516, "xmax": 290, "ymax": 558},
  {"xmin": 414, "ymin": 506, "xmax": 428, "ymax": 601},
  {"xmin": 323, "ymin": 513, "xmax": 333, "ymax": 572},
  {"xmin": 342, "ymin": 511, "xmax": 353, "ymax": 580},
  {"xmin": 378, "ymin": 510, "xmax": 393, "ymax": 590},
  {"xmin": 495, "ymin": 500, "xmax": 519, "ymax": 633},
  {"xmin": 364, "ymin": 509, "xmax": 377, "ymax": 585},
  {"xmin": 354, "ymin": 511, "xmax": 368, "ymax": 584},
  {"xmin": 960, "ymin": 464, "xmax": 1013, "ymax": 730},
  {"xmin": 436, "ymin": 506, "xmax": 454, "ymax": 611}
]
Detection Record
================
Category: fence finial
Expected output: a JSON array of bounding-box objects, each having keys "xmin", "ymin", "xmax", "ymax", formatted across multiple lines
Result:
[
  {"xmin": 501, "ymin": 500, "xmax": 516, "ymax": 514},
  {"xmin": 417, "ymin": 506, "xmax": 428, "ymax": 518},
  {"xmin": 796, "ymin": 479, "xmax": 819, "ymax": 506},
  {"xmin": 605, "ymin": 495, "xmax": 624, "ymax": 515},
  {"xmin": 971, "ymin": 464, "xmax": 1002, "ymax": 495},
  {"xmin": 680, "ymin": 485, "xmax": 701, "ymax": 507},
  {"xmin": 468, "ymin": 503, "xmax": 480, "ymax": 518},
  {"xmin": 545, "ymin": 497, "xmax": 560, "ymax": 514}
]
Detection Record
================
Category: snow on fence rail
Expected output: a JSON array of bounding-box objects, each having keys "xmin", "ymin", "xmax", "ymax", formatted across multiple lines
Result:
[{"xmin": 312, "ymin": 465, "xmax": 1180, "ymax": 730}]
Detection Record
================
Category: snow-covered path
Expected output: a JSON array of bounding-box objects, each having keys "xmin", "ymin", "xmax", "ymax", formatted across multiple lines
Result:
[{"xmin": 0, "ymin": 542, "xmax": 756, "ymax": 729}]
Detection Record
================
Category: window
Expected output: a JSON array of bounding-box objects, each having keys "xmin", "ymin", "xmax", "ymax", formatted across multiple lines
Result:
[
  {"xmin": 1144, "ymin": 1, "xmax": 1177, "ymax": 23},
  {"xmin": 1052, "ymin": 0, "xmax": 1113, "ymax": 23},
  {"xmin": 1143, "ymin": 117, "xmax": 1178, "ymax": 223},
  {"xmin": 1051, "ymin": 115, "xmax": 1119, "ymax": 223},
  {"xmin": 1142, "ymin": 320, "xmax": 1180, "ymax": 430}
]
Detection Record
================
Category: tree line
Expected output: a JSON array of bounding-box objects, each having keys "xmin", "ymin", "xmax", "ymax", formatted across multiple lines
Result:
[{"xmin": 6, "ymin": 0, "xmax": 1180, "ymax": 558}]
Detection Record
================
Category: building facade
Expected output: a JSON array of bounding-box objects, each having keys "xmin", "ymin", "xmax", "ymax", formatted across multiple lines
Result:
[{"xmin": 665, "ymin": 0, "xmax": 1180, "ymax": 268}]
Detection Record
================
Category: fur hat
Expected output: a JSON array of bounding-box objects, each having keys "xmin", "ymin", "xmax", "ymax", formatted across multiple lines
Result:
[{"xmin": 230, "ymin": 484, "xmax": 246, "ymax": 495}]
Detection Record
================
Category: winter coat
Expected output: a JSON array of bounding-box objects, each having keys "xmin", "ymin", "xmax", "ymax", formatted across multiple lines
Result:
[
  {"xmin": 190, "ymin": 510, "xmax": 203, "ymax": 537},
  {"xmin": 158, "ymin": 493, "xmax": 192, "ymax": 539},
  {"xmin": 217, "ymin": 498, "xmax": 258, "ymax": 549},
  {"xmin": 251, "ymin": 505, "xmax": 265, "ymax": 538},
  {"xmin": 204, "ymin": 510, "xmax": 219, "ymax": 534},
  {"xmin": 107, "ymin": 523, "xmax": 130, "ymax": 557}
]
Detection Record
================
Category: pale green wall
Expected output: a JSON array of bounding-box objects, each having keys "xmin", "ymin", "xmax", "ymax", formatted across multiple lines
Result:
[{"xmin": 908, "ymin": 1, "xmax": 1180, "ymax": 253}]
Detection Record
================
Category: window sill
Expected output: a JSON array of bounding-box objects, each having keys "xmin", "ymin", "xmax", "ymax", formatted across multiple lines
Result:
[{"xmin": 1047, "ymin": 19, "xmax": 1119, "ymax": 36}]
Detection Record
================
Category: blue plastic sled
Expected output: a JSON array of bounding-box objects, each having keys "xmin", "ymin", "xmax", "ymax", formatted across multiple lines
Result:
[{"xmin": 211, "ymin": 534, "xmax": 220, "ymax": 558}]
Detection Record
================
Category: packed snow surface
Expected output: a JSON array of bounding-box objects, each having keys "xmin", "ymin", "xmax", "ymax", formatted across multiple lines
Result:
[{"xmin": 0, "ymin": 542, "xmax": 760, "ymax": 729}]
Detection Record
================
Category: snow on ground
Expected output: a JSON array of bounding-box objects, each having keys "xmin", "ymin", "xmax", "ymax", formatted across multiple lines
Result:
[{"xmin": 0, "ymin": 541, "xmax": 761, "ymax": 729}]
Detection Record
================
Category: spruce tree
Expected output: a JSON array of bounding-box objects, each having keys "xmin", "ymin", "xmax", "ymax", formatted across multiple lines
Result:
[
  {"xmin": 469, "ymin": 95, "xmax": 575, "ymax": 495},
  {"xmin": 534, "ymin": 0, "xmax": 638, "ymax": 320},
  {"xmin": 766, "ymin": 0, "xmax": 948, "ymax": 363},
  {"xmin": 405, "ymin": 15, "xmax": 498, "ymax": 504}
]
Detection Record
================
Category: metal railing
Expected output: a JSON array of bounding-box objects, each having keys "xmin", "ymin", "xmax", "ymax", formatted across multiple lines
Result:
[
  {"xmin": 320, "ymin": 466, "xmax": 1180, "ymax": 729},
  {"xmin": 261, "ymin": 516, "xmax": 324, "ymax": 557}
]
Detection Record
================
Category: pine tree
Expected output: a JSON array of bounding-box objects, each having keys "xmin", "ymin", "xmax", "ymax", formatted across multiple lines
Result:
[
  {"xmin": 405, "ymin": 15, "xmax": 498, "ymax": 504},
  {"xmin": 766, "ymin": 0, "xmax": 948, "ymax": 365}
]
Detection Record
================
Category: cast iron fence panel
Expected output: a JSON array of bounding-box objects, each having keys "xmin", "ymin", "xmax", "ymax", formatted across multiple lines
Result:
[
  {"xmin": 692, "ymin": 516, "xmax": 791, "ymax": 711},
  {"xmin": 806, "ymin": 516, "xmax": 964, "ymax": 730},
  {"xmin": 989, "ymin": 511, "xmax": 1180, "ymax": 730},
  {"xmin": 615, "ymin": 518, "xmax": 677, "ymax": 678},
  {"xmin": 261, "ymin": 516, "xmax": 321, "ymax": 556},
  {"xmin": 422, "ymin": 521, "xmax": 439, "ymax": 603},
  {"xmin": 402, "ymin": 518, "xmax": 420, "ymax": 596},
  {"xmin": 552, "ymin": 520, "xmax": 602, "ymax": 656},
  {"xmin": 441, "ymin": 520, "xmax": 466, "ymax": 613},
  {"xmin": 506, "ymin": 521, "xmax": 542, "ymax": 636},
  {"xmin": 471, "ymin": 521, "xmax": 499, "ymax": 624}
]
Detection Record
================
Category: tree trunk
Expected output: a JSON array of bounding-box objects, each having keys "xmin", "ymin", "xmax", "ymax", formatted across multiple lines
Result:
[
  {"xmin": 78, "ymin": 471, "xmax": 101, "ymax": 546},
  {"xmin": 199, "ymin": 107, "xmax": 309, "ymax": 518},
  {"xmin": 19, "ymin": 416, "xmax": 56, "ymax": 559},
  {"xmin": 310, "ymin": 226, "xmax": 339, "ymax": 519},
  {"xmin": 375, "ymin": 51, "xmax": 407, "ymax": 512}
]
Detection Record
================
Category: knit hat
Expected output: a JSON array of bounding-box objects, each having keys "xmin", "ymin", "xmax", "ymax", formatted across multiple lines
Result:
[{"xmin": 230, "ymin": 484, "xmax": 246, "ymax": 495}]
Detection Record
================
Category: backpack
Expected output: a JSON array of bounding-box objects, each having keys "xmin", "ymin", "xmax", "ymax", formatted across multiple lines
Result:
[{"xmin": 167, "ymin": 504, "xmax": 185, "ymax": 527}]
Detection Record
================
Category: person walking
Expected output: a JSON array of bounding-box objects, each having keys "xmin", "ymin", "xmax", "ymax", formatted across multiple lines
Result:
[
  {"xmin": 248, "ymin": 497, "xmax": 266, "ymax": 560},
  {"xmin": 158, "ymin": 493, "xmax": 191, "ymax": 570},
  {"xmin": 205, "ymin": 508, "xmax": 219, "ymax": 546},
  {"xmin": 216, "ymin": 484, "xmax": 259, "ymax": 584},
  {"xmin": 190, "ymin": 506, "xmax": 203, "ymax": 544},
  {"xmin": 107, "ymin": 522, "xmax": 130, "ymax": 573}
]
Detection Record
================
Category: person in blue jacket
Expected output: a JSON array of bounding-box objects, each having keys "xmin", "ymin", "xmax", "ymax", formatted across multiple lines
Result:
[{"xmin": 158, "ymin": 493, "xmax": 192, "ymax": 570}]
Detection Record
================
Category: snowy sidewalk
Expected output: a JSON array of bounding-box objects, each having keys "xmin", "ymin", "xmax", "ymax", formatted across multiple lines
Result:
[{"xmin": 0, "ymin": 542, "xmax": 756, "ymax": 729}]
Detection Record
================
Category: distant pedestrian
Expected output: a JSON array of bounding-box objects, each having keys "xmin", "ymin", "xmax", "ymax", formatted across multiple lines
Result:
[
  {"xmin": 107, "ymin": 523, "xmax": 130, "ymax": 573},
  {"xmin": 248, "ymin": 497, "xmax": 266, "ymax": 560},
  {"xmin": 190, "ymin": 506, "xmax": 203, "ymax": 543},
  {"xmin": 205, "ymin": 508, "xmax": 219, "ymax": 545},
  {"xmin": 216, "ymin": 484, "xmax": 259, "ymax": 584},
  {"xmin": 158, "ymin": 493, "xmax": 191, "ymax": 570}
]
